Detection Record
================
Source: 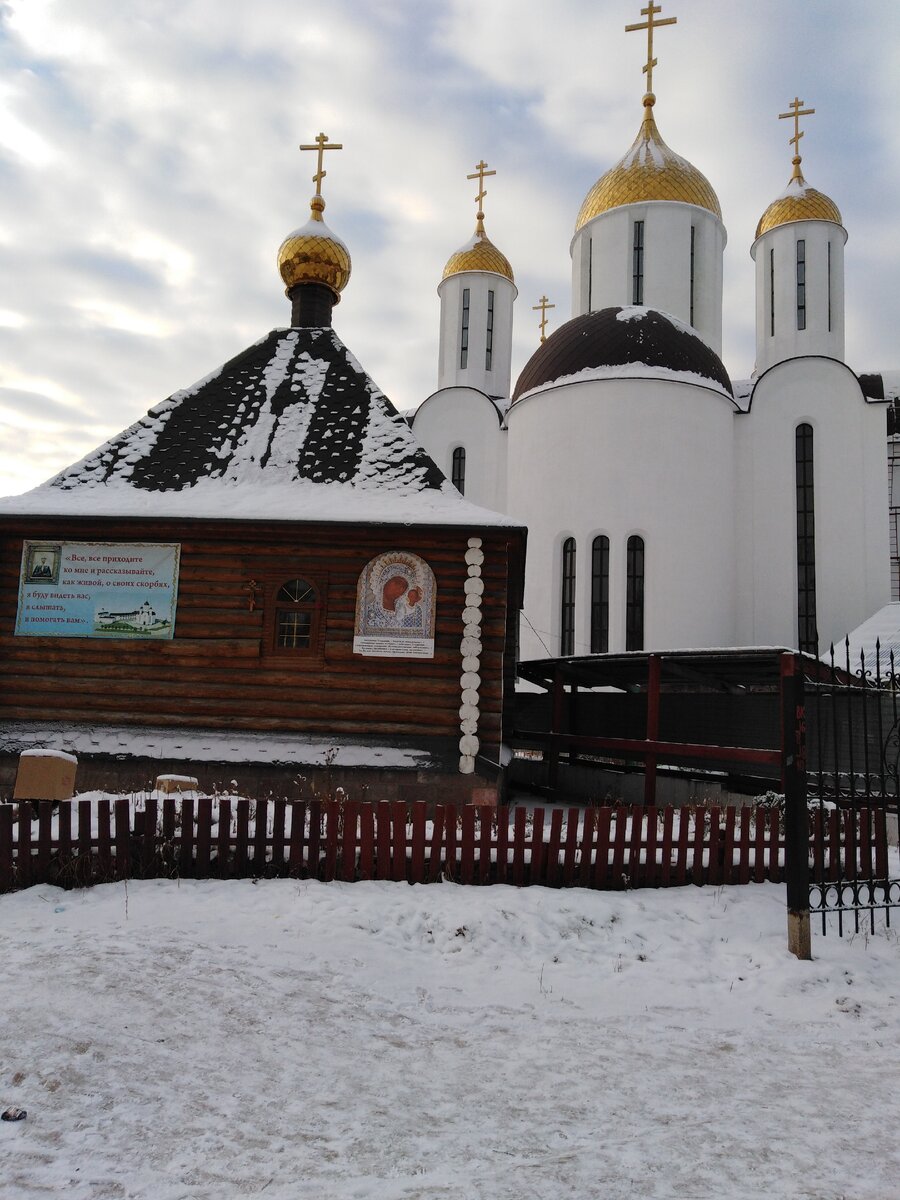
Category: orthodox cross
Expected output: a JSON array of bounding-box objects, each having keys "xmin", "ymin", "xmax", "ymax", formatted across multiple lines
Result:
[
  {"xmin": 533, "ymin": 295, "xmax": 556, "ymax": 344},
  {"xmin": 779, "ymin": 96, "xmax": 815, "ymax": 160},
  {"xmin": 467, "ymin": 159, "xmax": 496, "ymax": 220},
  {"xmin": 625, "ymin": 3, "xmax": 677, "ymax": 97},
  {"xmin": 300, "ymin": 132, "xmax": 343, "ymax": 194}
]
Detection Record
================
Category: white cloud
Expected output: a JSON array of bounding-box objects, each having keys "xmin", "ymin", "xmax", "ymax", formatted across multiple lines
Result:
[{"xmin": 0, "ymin": 0, "xmax": 898, "ymax": 493}]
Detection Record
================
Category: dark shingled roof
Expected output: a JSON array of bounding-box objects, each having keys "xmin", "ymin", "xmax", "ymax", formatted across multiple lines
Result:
[
  {"xmin": 511, "ymin": 307, "xmax": 733, "ymax": 403},
  {"xmin": 50, "ymin": 327, "xmax": 446, "ymax": 494}
]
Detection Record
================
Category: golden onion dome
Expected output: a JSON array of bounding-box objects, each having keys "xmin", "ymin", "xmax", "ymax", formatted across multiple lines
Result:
[
  {"xmin": 277, "ymin": 195, "xmax": 351, "ymax": 302},
  {"xmin": 575, "ymin": 95, "xmax": 721, "ymax": 232},
  {"xmin": 442, "ymin": 218, "xmax": 515, "ymax": 284},
  {"xmin": 755, "ymin": 160, "xmax": 842, "ymax": 239}
]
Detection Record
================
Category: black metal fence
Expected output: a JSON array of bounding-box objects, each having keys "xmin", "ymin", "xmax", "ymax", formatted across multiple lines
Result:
[{"xmin": 804, "ymin": 639, "xmax": 900, "ymax": 936}]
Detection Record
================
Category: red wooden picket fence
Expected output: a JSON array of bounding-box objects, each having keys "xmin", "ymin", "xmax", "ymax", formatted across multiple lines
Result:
[{"xmin": 0, "ymin": 797, "xmax": 888, "ymax": 894}]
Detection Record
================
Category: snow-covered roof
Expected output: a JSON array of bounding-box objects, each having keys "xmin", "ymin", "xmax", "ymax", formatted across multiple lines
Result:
[
  {"xmin": 511, "ymin": 307, "xmax": 734, "ymax": 405},
  {"xmin": 0, "ymin": 327, "xmax": 520, "ymax": 528},
  {"xmin": 860, "ymin": 370, "xmax": 900, "ymax": 406},
  {"xmin": 839, "ymin": 602, "xmax": 900, "ymax": 675}
]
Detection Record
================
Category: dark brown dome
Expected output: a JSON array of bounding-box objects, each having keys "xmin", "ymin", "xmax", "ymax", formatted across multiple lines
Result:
[{"xmin": 511, "ymin": 307, "xmax": 733, "ymax": 403}]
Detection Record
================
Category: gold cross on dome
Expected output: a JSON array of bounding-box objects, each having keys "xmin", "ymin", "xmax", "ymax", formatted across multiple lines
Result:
[
  {"xmin": 533, "ymin": 295, "xmax": 556, "ymax": 344},
  {"xmin": 779, "ymin": 96, "xmax": 815, "ymax": 157},
  {"xmin": 625, "ymin": 3, "xmax": 677, "ymax": 97},
  {"xmin": 467, "ymin": 159, "xmax": 496, "ymax": 217},
  {"xmin": 299, "ymin": 132, "xmax": 343, "ymax": 194}
]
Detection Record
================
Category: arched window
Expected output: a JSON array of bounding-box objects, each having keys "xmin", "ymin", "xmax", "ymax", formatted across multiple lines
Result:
[
  {"xmin": 625, "ymin": 536, "xmax": 644, "ymax": 652},
  {"xmin": 274, "ymin": 578, "xmax": 318, "ymax": 650},
  {"xmin": 451, "ymin": 446, "xmax": 466, "ymax": 495},
  {"xmin": 796, "ymin": 239, "xmax": 806, "ymax": 331},
  {"xmin": 590, "ymin": 535, "xmax": 609, "ymax": 653},
  {"xmin": 560, "ymin": 538, "xmax": 576, "ymax": 656},
  {"xmin": 796, "ymin": 424, "xmax": 818, "ymax": 654}
]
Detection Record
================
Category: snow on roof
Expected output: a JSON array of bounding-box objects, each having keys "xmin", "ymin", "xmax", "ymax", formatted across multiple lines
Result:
[
  {"xmin": 515, "ymin": 360, "xmax": 736, "ymax": 406},
  {"xmin": 0, "ymin": 327, "xmax": 520, "ymax": 528},
  {"xmin": 838, "ymin": 602, "xmax": 900, "ymax": 674}
]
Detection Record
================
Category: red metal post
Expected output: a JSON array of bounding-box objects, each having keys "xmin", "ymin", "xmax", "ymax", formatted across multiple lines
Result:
[{"xmin": 644, "ymin": 654, "xmax": 661, "ymax": 804}]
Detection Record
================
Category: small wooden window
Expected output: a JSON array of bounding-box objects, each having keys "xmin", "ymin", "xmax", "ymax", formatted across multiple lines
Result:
[{"xmin": 274, "ymin": 578, "xmax": 319, "ymax": 650}]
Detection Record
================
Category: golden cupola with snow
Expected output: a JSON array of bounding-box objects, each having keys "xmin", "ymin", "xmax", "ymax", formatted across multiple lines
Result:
[
  {"xmin": 751, "ymin": 97, "xmax": 846, "ymax": 375},
  {"xmin": 277, "ymin": 133, "xmax": 352, "ymax": 327},
  {"xmin": 437, "ymin": 160, "xmax": 517, "ymax": 399},
  {"xmin": 569, "ymin": 6, "xmax": 726, "ymax": 354}
]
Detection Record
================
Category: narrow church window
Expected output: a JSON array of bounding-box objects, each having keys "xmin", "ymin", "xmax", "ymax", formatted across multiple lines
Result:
[
  {"xmin": 460, "ymin": 288, "xmax": 470, "ymax": 369},
  {"xmin": 769, "ymin": 249, "xmax": 775, "ymax": 337},
  {"xmin": 587, "ymin": 238, "xmax": 593, "ymax": 312},
  {"xmin": 625, "ymin": 535, "xmax": 644, "ymax": 652},
  {"xmin": 275, "ymin": 578, "xmax": 318, "ymax": 650},
  {"xmin": 590, "ymin": 535, "xmax": 610, "ymax": 653},
  {"xmin": 451, "ymin": 446, "xmax": 466, "ymax": 495},
  {"xmin": 689, "ymin": 225, "xmax": 696, "ymax": 327},
  {"xmin": 560, "ymin": 538, "xmax": 576, "ymax": 656},
  {"xmin": 485, "ymin": 289, "xmax": 495, "ymax": 371},
  {"xmin": 632, "ymin": 221, "xmax": 644, "ymax": 305},
  {"xmin": 827, "ymin": 242, "xmax": 833, "ymax": 332},
  {"xmin": 795, "ymin": 424, "xmax": 818, "ymax": 654},
  {"xmin": 796, "ymin": 239, "xmax": 806, "ymax": 331}
]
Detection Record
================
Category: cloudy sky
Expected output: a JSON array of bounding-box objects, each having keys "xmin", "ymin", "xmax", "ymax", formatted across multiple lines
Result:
[{"xmin": 1, "ymin": 0, "xmax": 898, "ymax": 496}]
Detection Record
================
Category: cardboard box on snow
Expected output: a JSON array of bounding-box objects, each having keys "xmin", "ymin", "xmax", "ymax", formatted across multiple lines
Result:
[{"xmin": 13, "ymin": 749, "xmax": 77, "ymax": 801}]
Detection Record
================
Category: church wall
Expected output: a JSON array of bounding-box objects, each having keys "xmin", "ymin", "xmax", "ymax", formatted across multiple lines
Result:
[
  {"xmin": 572, "ymin": 203, "xmax": 725, "ymax": 353},
  {"xmin": 733, "ymin": 358, "xmax": 889, "ymax": 651},
  {"xmin": 506, "ymin": 376, "xmax": 736, "ymax": 658},
  {"xmin": 0, "ymin": 516, "xmax": 525, "ymax": 763},
  {"xmin": 411, "ymin": 388, "xmax": 507, "ymax": 513},
  {"xmin": 437, "ymin": 272, "xmax": 515, "ymax": 397},
  {"xmin": 752, "ymin": 220, "xmax": 846, "ymax": 374}
]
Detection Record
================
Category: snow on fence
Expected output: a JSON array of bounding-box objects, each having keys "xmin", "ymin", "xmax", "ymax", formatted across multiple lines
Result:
[{"xmin": 0, "ymin": 798, "xmax": 888, "ymax": 894}]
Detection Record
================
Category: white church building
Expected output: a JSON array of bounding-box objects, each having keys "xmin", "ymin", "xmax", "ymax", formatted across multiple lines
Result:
[{"xmin": 410, "ymin": 15, "xmax": 890, "ymax": 663}]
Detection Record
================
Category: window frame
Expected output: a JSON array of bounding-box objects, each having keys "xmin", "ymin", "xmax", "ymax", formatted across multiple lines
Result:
[
  {"xmin": 460, "ymin": 287, "xmax": 470, "ymax": 369},
  {"xmin": 485, "ymin": 289, "xmax": 495, "ymax": 371},
  {"xmin": 590, "ymin": 534, "xmax": 610, "ymax": 654},
  {"xmin": 451, "ymin": 445, "xmax": 466, "ymax": 495},
  {"xmin": 625, "ymin": 535, "xmax": 644, "ymax": 652},
  {"xmin": 264, "ymin": 573, "xmax": 327, "ymax": 662},
  {"xmin": 795, "ymin": 423, "xmax": 818, "ymax": 654},
  {"xmin": 632, "ymin": 220, "xmax": 644, "ymax": 306},
  {"xmin": 560, "ymin": 537, "xmax": 576, "ymax": 657}
]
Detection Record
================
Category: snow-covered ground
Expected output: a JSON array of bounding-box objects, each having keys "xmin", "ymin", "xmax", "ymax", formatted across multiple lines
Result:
[{"xmin": 1, "ymin": 877, "xmax": 898, "ymax": 1200}]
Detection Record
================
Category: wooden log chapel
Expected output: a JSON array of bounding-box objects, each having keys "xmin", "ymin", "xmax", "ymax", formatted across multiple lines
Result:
[{"xmin": 0, "ymin": 140, "xmax": 526, "ymax": 802}]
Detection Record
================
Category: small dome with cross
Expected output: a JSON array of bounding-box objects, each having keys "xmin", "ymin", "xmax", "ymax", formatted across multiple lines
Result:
[{"xmin": 278, "ymin": 132, "xmax": 352, "ymax": 302}]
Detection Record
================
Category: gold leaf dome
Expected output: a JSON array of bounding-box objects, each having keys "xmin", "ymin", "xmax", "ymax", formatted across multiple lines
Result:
[
  {"xmin": 442, "ymin": 222, "xmax": 514, "ymax": 284},
  {"xmin": 277, "ymin": 196, "xmax": 352, "ymax": 301},
  {"xmin": 755, "ymin": 166, "xmax": 842, "ymax": 239},
  {"xmin": 575, "ymin": 97, "xmax": 721, "ymax": 232}
]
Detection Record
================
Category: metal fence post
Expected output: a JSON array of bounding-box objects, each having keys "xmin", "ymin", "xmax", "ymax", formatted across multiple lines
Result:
[{"xmin": 782, "ymin": 652, "xmax": 811, "ymax": 959}]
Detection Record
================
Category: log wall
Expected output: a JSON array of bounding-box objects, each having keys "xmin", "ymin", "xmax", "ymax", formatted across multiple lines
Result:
[{"xmin": 0, "ymin": 517, "xmax": 524, "ymax": 754}]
